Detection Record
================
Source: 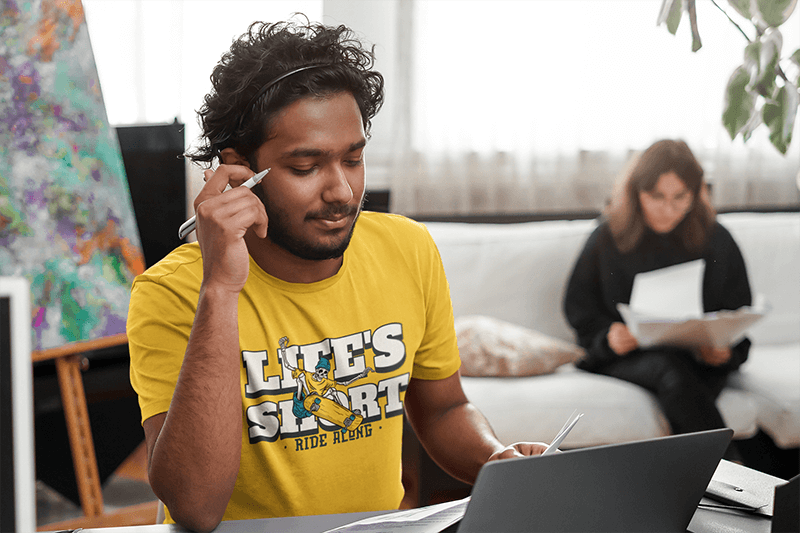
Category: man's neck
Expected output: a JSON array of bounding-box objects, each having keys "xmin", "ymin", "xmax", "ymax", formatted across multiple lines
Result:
[{"xmin": 244, "ymin": 233, "xmax": 343, "ymax": 284}]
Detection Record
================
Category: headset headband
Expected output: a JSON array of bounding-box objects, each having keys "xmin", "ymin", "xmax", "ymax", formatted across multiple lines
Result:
[{"xmin": 242, "ymin": 64, "xmax": 326, "ymax": 116}]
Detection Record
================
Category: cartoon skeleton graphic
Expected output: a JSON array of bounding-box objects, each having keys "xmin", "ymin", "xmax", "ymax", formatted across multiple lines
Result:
[{"xmin": 279, "ymin": 336, "xmax": 373, "ymax": 430}]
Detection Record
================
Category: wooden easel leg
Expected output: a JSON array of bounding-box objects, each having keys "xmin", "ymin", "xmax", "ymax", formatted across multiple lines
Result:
[{"xmin": 55, "ymin": 354, "xmax": 104, "ymax": 517}]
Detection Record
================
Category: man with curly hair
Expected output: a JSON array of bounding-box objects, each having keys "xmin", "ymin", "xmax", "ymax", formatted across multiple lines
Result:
[{"xmin": 127, "ymin": 18, "xmax": 546, "ymax": 531}]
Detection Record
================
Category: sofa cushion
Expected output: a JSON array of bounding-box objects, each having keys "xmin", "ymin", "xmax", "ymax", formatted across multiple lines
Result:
[
  {"xmin": 425, "ymin": 218, "xmax": 598, "ymax": 343},
  {"xmin": 455, "ymin": 315, "xmax": 584, "ymax": 377},
  {"xmin": 718, "ymin": 213, "xmax": 800, "ymax": 345},
  {"xmin": 461, "ymin": 366, "xmax": 759, "ymax": 448},
  {"xmin": 716, "ymin": 388, "xmax": 759, "ymax": 440},
  {"xmin": 727, "ymin": 343, "xmax": 800, "ymax": 448},
  {"xmin": 460, "ymin": 367, "xmax": 672, "ymax": 447}
]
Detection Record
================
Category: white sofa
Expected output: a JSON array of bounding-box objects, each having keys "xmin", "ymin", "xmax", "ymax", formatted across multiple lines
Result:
[{"xmin": 424, "ymin": 212, "xmax": 800, "ymax": 451}]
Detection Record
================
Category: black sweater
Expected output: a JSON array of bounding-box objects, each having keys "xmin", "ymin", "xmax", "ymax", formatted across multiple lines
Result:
[{"xmin": 563, "ymin": 220, "xmax": 752, "ymax": 372}]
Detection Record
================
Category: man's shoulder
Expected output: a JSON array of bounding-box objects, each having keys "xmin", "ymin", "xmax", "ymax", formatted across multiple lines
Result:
[
  {"xmin": 356, "ymin": 211, "xmax": 431, "ymax": 242},
  {"xmin": 357, "ymin": 210, "xmax": 425, "ymax": 230},
  {"xmin": 134, "ymin": 243, "xmax": 203, "ymax": 285}
]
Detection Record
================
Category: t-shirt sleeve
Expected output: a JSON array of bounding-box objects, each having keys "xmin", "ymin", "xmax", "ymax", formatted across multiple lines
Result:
[
  {"xmin": 127, "ymin": 272, "xmax": 198, "ymax": 423},
  {"xmin": 409, "ymin": 224, "xmax": 462, "ymax": 381}
]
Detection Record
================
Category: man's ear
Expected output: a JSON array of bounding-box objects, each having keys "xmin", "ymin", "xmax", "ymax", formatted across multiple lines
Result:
[{"xmin": 220, "ymin": 148, "xmax": 251, "ymax": 168}]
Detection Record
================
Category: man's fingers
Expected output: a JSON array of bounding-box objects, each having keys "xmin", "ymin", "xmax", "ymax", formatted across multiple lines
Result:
[
  {"xmin": 488, "ymin": 442, "xmax": 550, "ymax": 462},
  {"xmin": 196, "ymin": 191, "xmax": 266, "ymax": 237},
  {"xmin": 209, "ymin": 164, "xmax": 256, "ymax": 190},
  {"xmin": 194, "ymin": 165, "xmax": 258, "ymax": 210}
]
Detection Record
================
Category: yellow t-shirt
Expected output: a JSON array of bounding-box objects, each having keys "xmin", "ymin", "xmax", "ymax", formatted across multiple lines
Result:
[{"xmin": 127, "ymin": 212, "xmax": 461, "ymax": 522}]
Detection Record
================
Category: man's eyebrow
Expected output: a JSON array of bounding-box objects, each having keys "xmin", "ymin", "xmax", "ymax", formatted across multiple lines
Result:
[
  {"xmin": 348, "ymin": 139, "xmax": 367, "ymax": 152},
  {"xmin": 281, "ymin": 139, "xmax": 367, "ymax": 159}
]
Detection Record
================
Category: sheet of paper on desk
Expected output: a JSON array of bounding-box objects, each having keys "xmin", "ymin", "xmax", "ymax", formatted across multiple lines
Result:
[{"xmin": 323, "ymin": 497, "xmax": 468, "ymax": 532}]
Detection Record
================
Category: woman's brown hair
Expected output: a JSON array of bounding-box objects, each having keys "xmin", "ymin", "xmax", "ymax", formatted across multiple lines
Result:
[{"xmin": 605, "ymin": 139, "xmax": 716, "ymax": 254}]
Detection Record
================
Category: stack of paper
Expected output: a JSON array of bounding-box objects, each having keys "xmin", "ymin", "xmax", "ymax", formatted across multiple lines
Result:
[{"xmin": 618, "ymin": 260, "xmax": 766, "ymax": 349}]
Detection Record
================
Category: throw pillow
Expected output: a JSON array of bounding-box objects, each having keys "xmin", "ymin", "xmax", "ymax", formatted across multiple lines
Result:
[{"xmin": 455, "ymin": 315, "xmax": 585, "ymax": 377}]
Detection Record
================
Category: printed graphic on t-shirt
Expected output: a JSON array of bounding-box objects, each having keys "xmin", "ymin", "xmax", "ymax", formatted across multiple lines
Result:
[
  {"xmin": 281, "ymin": 335, "xmax": 372, "ymax": 432},
  {"xmin": 242, "ymin": 323, "xmax": 410, "ymax": 445}
]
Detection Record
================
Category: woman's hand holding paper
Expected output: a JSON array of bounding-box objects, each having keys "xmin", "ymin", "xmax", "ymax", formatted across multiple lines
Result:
[
  {"xmin": 608, "ymin": 322, "xmax": 639, "ymax": 356},
  {"xmin": 697, "ymin": 346, "xmax": 732, "ymax": 366}
]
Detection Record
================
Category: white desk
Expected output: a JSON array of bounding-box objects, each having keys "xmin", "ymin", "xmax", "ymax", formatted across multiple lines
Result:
[
  {"xmin": 46, "ymin": 510, "xmax": 387, "ymax": 533},
  {"xmin": 52, "ymin": 460, "xmax": 786, "ymax": 533},
  {"xmin": 47, "ymin": 506, "xmax": 771, "ymax": 533}
]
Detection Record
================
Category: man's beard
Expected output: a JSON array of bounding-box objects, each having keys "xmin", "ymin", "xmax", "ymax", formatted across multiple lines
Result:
[{"xmin": 263, "ymin": 196, "xmax": 363, "ymax": 261}]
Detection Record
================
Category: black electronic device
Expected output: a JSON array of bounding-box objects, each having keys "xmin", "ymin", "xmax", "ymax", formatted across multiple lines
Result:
[{"xmin": 115, "ymin": 120, "xmax": 187, "ymax": 268}]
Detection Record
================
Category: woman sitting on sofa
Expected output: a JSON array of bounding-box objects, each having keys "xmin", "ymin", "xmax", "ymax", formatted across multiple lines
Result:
[{"xmin": 563, "ymin": 139, "xmax": 751, "ymax": 459}]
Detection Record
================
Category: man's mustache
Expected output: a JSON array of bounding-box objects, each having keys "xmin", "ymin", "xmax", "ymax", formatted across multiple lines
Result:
[{"xmin": 305, "ymin": 204, "xmax": 359, "ymax": 220}]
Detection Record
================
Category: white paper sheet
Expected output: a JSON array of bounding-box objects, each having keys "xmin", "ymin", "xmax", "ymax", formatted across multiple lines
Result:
[
  {"xmin": 323, "ymin": 498, "xmax": 469, "ymax": 533},
  {"xmin": 621, "ymin": 259, "xmax": 767, "ymax": 349},
  {"xmin": 629, "ymin": 259, "xmax": 704, "ymax": 319}
]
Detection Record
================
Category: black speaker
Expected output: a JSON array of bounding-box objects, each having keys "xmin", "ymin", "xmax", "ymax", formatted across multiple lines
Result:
[{"xmin": 115, "ymin": 120, "xmax": 186, "ymax": 268}]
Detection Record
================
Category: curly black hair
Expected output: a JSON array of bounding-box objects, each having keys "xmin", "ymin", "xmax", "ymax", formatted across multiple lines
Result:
[{"xmin": 186, "ymin": 18, "xmax": 385, "ymax": 166}]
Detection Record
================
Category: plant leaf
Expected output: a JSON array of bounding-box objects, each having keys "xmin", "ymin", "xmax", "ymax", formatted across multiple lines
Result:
[
  {"xmin": 657, "ymin": 0, "xmax": 673, "ymax": 24},
  {"xmin": 755, "ymin": 0, "xmax": 797, "ymax": 27},
  {"xmin": 723, "ymin": 66, "xmax": 756, "ymax": 139},
  {"xmin": 762, "ymin": 81, "xmax": 798, "ymax": 154},
  {"xmin": 790, "ymin": 47, "xmax": 800, "ymax": 67},
  {"xmin": 753, "ymin": 29, "xmax": 782, "ymax": 96},
  {"xmin": 744, "ymin": 41, "xmax": 761, "ymax": 65},
  {"xmin": 742, "ymin": 102, "xmax": 764, "ymax": 142},
  {"xmin": 790, "ymin": 48, "xmax": 800, "ymax": 85},
  {"xmin": 657, "ymin": 0, "xmax": 684, "ymax": 34},
  {"xmin": 743, "ymin": 42, "xmax": 762, "ymax": 95},
  {"xmin": 727, "ymin": 0, "xmax": 753, "ymax": 19}
]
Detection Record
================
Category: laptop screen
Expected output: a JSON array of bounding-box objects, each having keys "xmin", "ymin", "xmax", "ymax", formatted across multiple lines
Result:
[{"xmin": 0, "ymin": 277, "xmax": 36, "ymax": 532}]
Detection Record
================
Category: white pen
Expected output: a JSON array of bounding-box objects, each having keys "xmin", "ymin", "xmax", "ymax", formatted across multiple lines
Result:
[
  {"xmin": 542, "ymin": 410, "xmax": 583, "ymax": 455},
  {"xmin": 178, "ymin": 167, "xmax": 271, "ymax": 239}
]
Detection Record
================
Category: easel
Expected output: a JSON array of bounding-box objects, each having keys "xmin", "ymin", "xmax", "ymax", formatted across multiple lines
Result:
[{"xmin": 32, "ymin": 332, "xmax": 158, "ymax": 530}]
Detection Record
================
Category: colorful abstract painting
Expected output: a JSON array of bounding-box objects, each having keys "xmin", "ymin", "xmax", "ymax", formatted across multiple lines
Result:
[{"xmin": 0, "ymin": 0, "xmax": 145, "ymax": 351}]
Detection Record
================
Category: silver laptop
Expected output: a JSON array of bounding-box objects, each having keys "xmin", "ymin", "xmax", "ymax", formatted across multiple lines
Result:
[{"xmin": 457, "ymin": 428, "xmax": 733, "ymax": 533}]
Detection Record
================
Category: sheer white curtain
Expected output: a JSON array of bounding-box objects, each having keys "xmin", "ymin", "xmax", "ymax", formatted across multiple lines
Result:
[
  {"xmin": 83, "ymin": 0, "xmax": 799, "ymax": 217},
  {"xmin": 388, "ymin": 0, "xmax": 800, "ymax": 215}
]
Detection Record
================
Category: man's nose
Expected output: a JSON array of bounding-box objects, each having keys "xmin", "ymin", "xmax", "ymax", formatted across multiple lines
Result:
[{"xmin": 322, "ymin": 164, "xmax": 354, "ymax": 204}]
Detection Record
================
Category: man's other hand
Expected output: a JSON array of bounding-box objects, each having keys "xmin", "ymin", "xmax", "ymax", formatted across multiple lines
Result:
[{"xmin": 487, "ymin": 442, "xmax": 549, "ymax": 462}]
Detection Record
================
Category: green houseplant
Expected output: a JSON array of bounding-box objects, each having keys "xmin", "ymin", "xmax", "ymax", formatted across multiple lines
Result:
[{"xmin": 658, "ymin": 0, "xmax": 800, "ymax": 154}]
